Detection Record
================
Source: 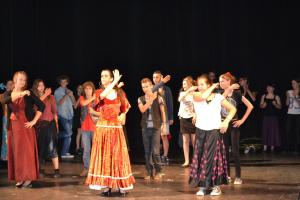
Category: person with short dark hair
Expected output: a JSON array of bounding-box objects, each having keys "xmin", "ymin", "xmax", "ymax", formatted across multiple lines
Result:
[
  {"xmin": 138, "ymin": 78, "xmax": 166, "ymax": 180},
  {"xmin": 153, "ymin": 70, "xmax": 173, "ymax": 165},
  {"xmin": 54, "ymin": 75, "xmax": 76, "ymax": 158}
]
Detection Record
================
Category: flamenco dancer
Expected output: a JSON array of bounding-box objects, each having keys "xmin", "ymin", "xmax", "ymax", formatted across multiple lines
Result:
[{"xmin": 86, "ymin": 69, "xmax": 135, "ymax": 196}]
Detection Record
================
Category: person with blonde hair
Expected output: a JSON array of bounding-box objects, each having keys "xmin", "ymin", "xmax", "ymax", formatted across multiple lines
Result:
[
  {"xmin": 1, "ymin": 71, "xmax": 45, "ymax": 188},
  {"xmin": 178, "ymin": 76, "xmax": 197, "ymax": 167}
]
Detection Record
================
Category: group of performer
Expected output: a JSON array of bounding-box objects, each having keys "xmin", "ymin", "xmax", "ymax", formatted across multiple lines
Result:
[{"xmin": 0, "ymin": 68, "xmax": 299, "ymax": 196}]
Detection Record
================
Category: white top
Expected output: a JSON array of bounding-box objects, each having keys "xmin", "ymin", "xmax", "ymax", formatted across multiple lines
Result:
[
  {"xmin": 287, "ymin": 90, "xmax": 300, "ymax": 114},
  {"xmin": 194, "ymin": 93, "xmax": 224, "ymax": 130},
  {"xmin": 178, "ymin": 92, "xmax": 194, "ymax": 119}
]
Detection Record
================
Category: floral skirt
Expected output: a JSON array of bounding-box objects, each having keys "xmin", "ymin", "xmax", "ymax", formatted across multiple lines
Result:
[{"xmin": 189, "ymin": 128, "xmax": 228, "ymax": 188}]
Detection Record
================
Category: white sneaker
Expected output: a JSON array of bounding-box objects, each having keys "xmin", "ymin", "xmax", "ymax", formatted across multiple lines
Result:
[
  {"xmin": 210, "ymin": 186, "xmax": 221, "ymax": 196},
  {"xmin": 227, "ymin": 176, "xmax": 231, "ymax": 183},
  {"xmin": 61, "ymin": 153, "xmax": 74, "ymax": 159},
  {"xmin": 196, "ymin": 187, "xmax": 205, "ymax": 196},
  {"xmin": 234, "ymin": 178, "xmax": 243, "ymax": 185}
]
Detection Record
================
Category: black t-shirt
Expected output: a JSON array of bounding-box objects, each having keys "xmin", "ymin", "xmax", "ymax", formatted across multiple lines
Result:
[{"xmin": 221, "ymin": 90, "xmax": 242, "ymax": 120}]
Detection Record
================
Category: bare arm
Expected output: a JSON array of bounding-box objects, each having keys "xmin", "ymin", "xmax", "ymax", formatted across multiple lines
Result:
[
  {"xmin": 25, "ymin": 111, "xmax": 43, "ymax": 128},
  {"xmin": 247, "ymin": 89, "xmax": 256, "ymax": 102},
  {"xmin": 286, "ymin": 91, "xmax": 290, "ymax": 106},
  {"xmin": 138, "ymin": 93, "xmax": 157, "ymax": 113},
  {"xmin": 220, "ymin": 99, "xmax": 237, "ymax": 133},
  {"xmin": 57, "ymin": 94, "xmax": 69, "ymax": 105},
  {"xmin": 178, "ymin": 86, "xmax": 197, "ymax": 102},
  {"xmin": 232, "ymin": 96, "xmax": 254, "ymax": 127},
  {"xmin": 222, "ymin": 84, "xmax": 240, "ymax": 98},
  {"xmin": 260, "ymin": 94, "xmax": 267, "ymax": 109},
  {"xmin": 80, "ymin": 95, "xmax": 96, "ymax": 107},
  {"xmin": 193, "ymin": 83, "xmax": 219, "ymax": 102},
  {"xmin": 99, "ymin": 70, "xmax": 122, "ymax": 100},
  {"xmin": 89, "ymin": 107, "xmax": 101, "ymax": 117},
  {"xmin": 273, "ymin": 95, "xmax": 281, "ymax": 109},
  {"xmin": 11, "ymin": 90, "xmax": 30, "ymax": 102}
]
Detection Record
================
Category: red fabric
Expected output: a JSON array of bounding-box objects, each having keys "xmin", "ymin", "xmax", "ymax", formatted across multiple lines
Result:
[
  {"xmin": 80, "ymin": 96, "xmax": 96, "ymax": 131},
  {"xmin": 86, "ymin": 89, "xmax": 135, "ymax": 189},
  {"xmin": 40, "ymin": 95, "xmax": 57, "ymax": 121},
  {"xmin": 7, "ymin": 98, "xmax": 39, "ymax": 181}
]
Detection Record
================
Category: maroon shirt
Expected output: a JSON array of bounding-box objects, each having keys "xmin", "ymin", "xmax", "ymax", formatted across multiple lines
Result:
[{"xmin": 40, "ymin": 95, "xmax": 57, "ymax": 121}]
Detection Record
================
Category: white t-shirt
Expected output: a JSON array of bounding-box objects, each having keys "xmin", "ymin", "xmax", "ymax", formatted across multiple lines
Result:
[
  {"xmin": 287, "ymin": 90, "xmax": 300, "ymax": 115},
  {"xmin": 194, "ymin": 93, "xmax": 224, "ymax": 130},
  {"xmin": 178, "ymin": 92, "xmax": 194, "ymax": 119}
]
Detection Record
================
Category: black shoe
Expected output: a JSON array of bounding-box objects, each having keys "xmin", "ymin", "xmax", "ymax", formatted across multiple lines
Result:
[
  {"xmin": 101, "ymin": 189, "xmax": 111, "ymax": 197},
  {"xmin": 53, "ymin": 169, "xmax": 61, "ymax": 178}
]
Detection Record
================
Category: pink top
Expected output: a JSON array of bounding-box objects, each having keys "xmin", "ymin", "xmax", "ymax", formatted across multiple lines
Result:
[{"xmin": 40, "ymin": 95, "xmax": 57, "ymax": 121}]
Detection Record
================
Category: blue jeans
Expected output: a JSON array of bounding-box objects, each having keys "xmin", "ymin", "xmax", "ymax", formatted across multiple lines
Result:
[
  {"xmin": 1, "ymin": 116, "xmax": 8, "ymax": 161},
  {"xmin": 58, "ymin": 116, "xmax": 73, "ymax": 155},
  {"xmin": 81, "ymin": 131, "xmax": 93, "ymax": 169},
  {"xmin": 142, "ymin": 128, "xmax": 161, "ymax": 176}
]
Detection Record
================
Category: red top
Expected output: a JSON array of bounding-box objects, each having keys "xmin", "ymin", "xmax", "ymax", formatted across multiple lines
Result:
[
  {"xmin": 79, "ymin": 96, "xmax": 96, "ymax": 132},
  {"xmin": 40, "ymin": 95, "xmax": 57, "ymax": 121},
  {"xmin": 94, "ymin": 88, "xmax": 130, "ymax": 123}
]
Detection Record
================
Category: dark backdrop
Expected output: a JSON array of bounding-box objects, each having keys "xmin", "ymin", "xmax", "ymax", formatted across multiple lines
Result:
[{"xmin": 1, "ymin": 0, "xmax": 299, "ymax": 158}]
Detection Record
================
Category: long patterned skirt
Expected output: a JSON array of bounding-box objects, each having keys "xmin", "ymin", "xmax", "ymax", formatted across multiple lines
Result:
[
  {"xmin": 85, "ymin": 120, "xmax": 135, "ymax": 190},
  {"xmin": 189, "ymin": 128, "xmax": 228, "ymax": 188}
]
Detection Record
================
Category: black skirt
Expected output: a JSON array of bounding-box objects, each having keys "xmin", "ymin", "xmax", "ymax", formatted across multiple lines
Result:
[{"xmin": 180, "ymin": 117, "xmax": 196, "ymax": 134}]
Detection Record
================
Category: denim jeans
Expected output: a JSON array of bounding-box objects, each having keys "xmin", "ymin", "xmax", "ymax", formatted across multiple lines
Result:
[
  {"xmin": 81, "ymin": 131, "xmax": 93, "ymax": 169},
  {"xmin": 58, "ymin": 116, "xmax": 73, "ymax": 155},
  {"xmin": 142, "ymin": 128, "xmax": 161, "ymax": 176}
]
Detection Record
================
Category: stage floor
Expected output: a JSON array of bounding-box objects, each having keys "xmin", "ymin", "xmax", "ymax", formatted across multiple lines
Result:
[{"xmin": 1, "ymin": 153, "xmax": 300, "ymax": 200}]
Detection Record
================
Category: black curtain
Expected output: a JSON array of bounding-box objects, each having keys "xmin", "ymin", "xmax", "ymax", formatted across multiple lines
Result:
[{"xmin": 1, "ymin": 0, "xmax": 299, "ymax": 157}]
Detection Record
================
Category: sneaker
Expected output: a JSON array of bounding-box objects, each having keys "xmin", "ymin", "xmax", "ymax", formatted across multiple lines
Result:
[
  {"xmin": 196, "ymin": 187, "xmax": 205, "ymax": 196},
  {"xmin": 234, "ymin": 178, "xmax": 243, "ymax": 185},
  {"xmin": 53, "ymin": 170, "xmax": 61, "ymax": 178},
  {"xmin": 244, "ymin": 147, "xmax": 250, "ymax": 154},
  {"xmin": 144, "ymin": 175, "xmax": 151, "ymax": 180},
  {"xmin": 61, "ymin": 153, "xmax": 74, "ymax": 159},
  {"xmin": 154, "ymin": 173, "xmax": 163, "ymax": 180},
  {"xmin": 227, "ymin": 176, "xmax": 231, "ymax": 183},
  {"xmin": 161, "ymin": 156, "xmax": 169, "ymax": 166},
  {"xmin": 210, "ymin": 186, "xmax": 221, "ymax": 196}
]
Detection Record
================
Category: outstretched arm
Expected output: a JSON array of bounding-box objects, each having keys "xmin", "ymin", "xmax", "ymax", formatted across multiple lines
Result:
[
  {"xmin": 233, "ymin": 96, "xmax": 253, "ymax": 128},
  {"xmin": 193, "ymin": 83, "xmax": 219, "ymax": 102}
]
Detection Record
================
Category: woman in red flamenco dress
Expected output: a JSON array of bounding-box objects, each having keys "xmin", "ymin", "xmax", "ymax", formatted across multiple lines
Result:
[{"xmin": 86, "ymin": 69, "xmax": 135, "ymax": 196}]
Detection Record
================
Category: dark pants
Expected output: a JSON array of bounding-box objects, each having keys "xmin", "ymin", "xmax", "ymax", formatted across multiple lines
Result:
[
  {"xmin": 285, "ymin": 114, "xmax": 300, "ymax": 152},
  {"xmin": 142, "ymin": 128, "xmax": 161, "ymax": 176},
  {"xmin": 222, "ymin": 123, "xmax": 241, "ymax": 178}
]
